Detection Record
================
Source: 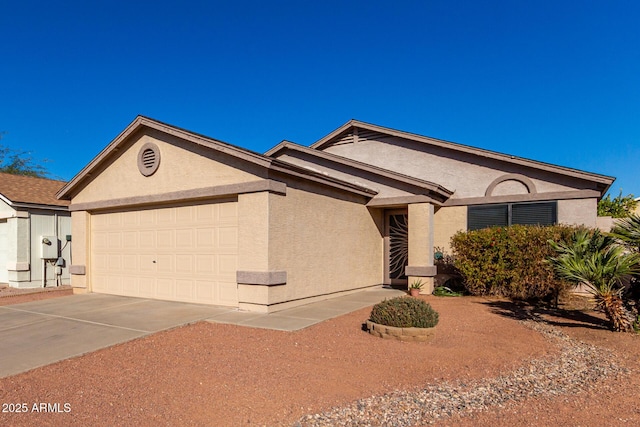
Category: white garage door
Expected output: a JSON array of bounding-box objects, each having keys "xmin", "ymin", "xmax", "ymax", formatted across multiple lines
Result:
[
  {"xmin": 0, "ymin": 219, "xmax": 8, "ymax": 283},
  {"xmin": 91, "ymin": 201, "xmax": 238, "ymax": 306}
]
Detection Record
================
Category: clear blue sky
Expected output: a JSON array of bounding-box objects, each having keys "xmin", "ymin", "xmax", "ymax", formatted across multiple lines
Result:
[{"xmin": 1, "ymin": 1, "xmax": 638, "ymax": 196}]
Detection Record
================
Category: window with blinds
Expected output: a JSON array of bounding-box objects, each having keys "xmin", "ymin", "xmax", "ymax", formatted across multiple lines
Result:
[{"xmin": 468, "ymin": 201, "xmax": 557, "ymax": 230}]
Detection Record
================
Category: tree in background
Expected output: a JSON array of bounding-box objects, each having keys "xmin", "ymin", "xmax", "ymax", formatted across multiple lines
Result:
[
  {"xmin": 597, "ymin": 190, "xmax": 638, "ymax": 218},
  {"xmin": 0, "ymin": 132, "xmax": 49, "ymax": 178}
]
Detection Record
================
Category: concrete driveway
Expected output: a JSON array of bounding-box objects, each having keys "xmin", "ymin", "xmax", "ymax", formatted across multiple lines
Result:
[
  {"xmin": 0, "ymin": 287, "xmax": 405, "ymax": 378},
  {"xmin": 0, "ymin": 294, "xmax": 232, "ymax": 378}
]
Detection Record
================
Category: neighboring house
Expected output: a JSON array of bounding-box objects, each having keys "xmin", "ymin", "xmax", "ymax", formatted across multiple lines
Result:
[
  {"xmin": 635, "ymin": 197, "xmax": 640, "ymax": 215},
  {"xmin": 0, "ymin": 173, "xmax": 71, "ymax": 287},
  {"xmin": 57, "ymin": 117, "xmax": 614, "ymax": 312}
]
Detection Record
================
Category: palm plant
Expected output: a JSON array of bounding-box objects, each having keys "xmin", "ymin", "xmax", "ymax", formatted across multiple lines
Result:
[
  {"xmin": 548, "ymin": 229, "xmax": 640, "ymax": 332},
  {"xmin": 610, "ymin": 214, "xmax": 640, "ymax": 252},
  {"xmin": 610, "ymin": 213, "xmax": 640, "ymax": 308}
]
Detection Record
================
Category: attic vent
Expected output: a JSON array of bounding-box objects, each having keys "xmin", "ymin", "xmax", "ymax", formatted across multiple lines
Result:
[{"xmin": 137, "ymin": 142, "xmax": 161, "ymax": 176}]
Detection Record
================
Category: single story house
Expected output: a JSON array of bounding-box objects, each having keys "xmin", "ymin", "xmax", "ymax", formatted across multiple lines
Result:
[
  {"xmin": 57, "ymin": 117, "xmax": 614, "ymax": 312},
  {"xmin": 0, "ymin": 172, "xmax": 71, "ymax": 287}
]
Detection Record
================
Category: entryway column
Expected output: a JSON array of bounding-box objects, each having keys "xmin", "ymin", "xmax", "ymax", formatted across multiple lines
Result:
[{"xmin": 406, "ymin": 202, "xmax": 436, "ymax": 294}]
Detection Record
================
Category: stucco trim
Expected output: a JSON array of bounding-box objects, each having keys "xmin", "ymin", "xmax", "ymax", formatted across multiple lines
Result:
[
  {"xmin": 238, "ymin": 284, "xmax": 382, "ymax": 313},
  {"xmin": 69, "ymin": 265, "xmax": 86, "ymax": 275},
  {"xmin": 68, "ymin": 179, "xmax": 286, "ymax": 212},
  {"xmin": 405, "ymin": 266, "xmax": 437, "ymax": 277},
  {"xmin": 367, "ymin": 195, "xmax": 442, "ymax": 208},
  {"xmin": 309, "ymin": 120, "xmax": 614, "ymax": 195},
  {"xmin": 6, "ymin": 262, "xmax": 29, "ymax": 272},
  {"xmin": 485, "ymin": 173, "xmax": 537, "ymax": 196},
  {"xmin": 13, "ymin": 211, "xmax": 29, "ymax": 218},
  {"xmin": 443, "ymin": 189, "xmax": 601, "ymax": 207},
  {"xmin": 236, "ymin": 270, "xmax": 287, "ymax": 286}
]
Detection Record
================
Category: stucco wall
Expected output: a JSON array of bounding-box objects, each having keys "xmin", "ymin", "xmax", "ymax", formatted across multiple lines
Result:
[
  {"xmin": 323, "ymin": 135, "xmax": 598, "ymax": 199},
  {"xmin": 558, "ymin": 198, "xmax": 598, "ymax": 228},
  {"xmin": 267, "ymin": 180, "xmax": 384, "ymax": 304},
  {"xmin": 72, "ymin": 130, "xmax": 263, "ymax": 205},
  {"xmin": 433, "ymin": 206, "xmax": 467, "ymax": 253},
  {"xmin": 0, "ymin": 199, "xmax": 14, "ymax": 219}
]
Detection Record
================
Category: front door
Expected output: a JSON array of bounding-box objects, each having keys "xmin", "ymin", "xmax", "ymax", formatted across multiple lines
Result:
[{"xmin": 384, "ymin": 209, "xmax": 408, "ymax": 286}]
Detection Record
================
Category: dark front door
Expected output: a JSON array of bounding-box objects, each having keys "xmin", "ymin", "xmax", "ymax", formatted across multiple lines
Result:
[{"xmin": 385, "ymin": 209, "xmax": 408, "ymax": 286}]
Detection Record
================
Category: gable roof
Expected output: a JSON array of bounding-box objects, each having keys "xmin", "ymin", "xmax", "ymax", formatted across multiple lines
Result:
[
  {"xmin": 57, "ymin": 116, "xmax": 377, "ymax": 201},
  {"xmin": 0, "ymin": 172, "xmax": 69, "ymax": 208},
  {"xmin": 310, "ymin": 119, "xmax": 615, "ymax": 195},
  {"xmin": 267, "ymin": 140, "xmax": 453, "ymax": 203}
]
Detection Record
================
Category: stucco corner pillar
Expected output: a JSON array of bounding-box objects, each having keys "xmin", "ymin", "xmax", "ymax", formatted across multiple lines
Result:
[
  {"xmin": 6, "ymin": 213, "xmax": 31, "ymax": 287},
  {"xmin": 406, "ymin": 202, "xmax": 436, "ymax": 294},
  {"xmin": 69, "ymin": 211, "xmax": 90, "ymax": 291},
  {"xmin": 236, "ymin": 191, "xmax": 286, "ymax": 312}
]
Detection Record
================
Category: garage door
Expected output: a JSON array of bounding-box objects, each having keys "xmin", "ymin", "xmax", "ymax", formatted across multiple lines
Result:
[
  {"xmin": 91, "ymin": 201, "xmax": 238, "ymax": 306},
  {"xmin": 0, "ymin": 219, "xmax": 7, "ymax": 283}
]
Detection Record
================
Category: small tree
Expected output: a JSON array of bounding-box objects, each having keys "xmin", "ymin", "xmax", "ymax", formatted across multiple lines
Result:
[
  {"xmin": 0, "ymin": 133, "xmax": 49, "ymax": 178},
  {"xmin": 597, "ymin": 190, "xmax": 637, "ymax": 218}
]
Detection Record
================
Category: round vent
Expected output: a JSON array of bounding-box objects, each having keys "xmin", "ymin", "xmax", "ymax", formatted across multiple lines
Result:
[{"xmin": 137, "ymin": 142, "xmax": 161, "ymax": 176}]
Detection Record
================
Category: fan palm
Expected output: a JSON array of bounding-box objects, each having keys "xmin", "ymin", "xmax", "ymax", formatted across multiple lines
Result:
[
  {"xmin": 548, "ymin": 229, "xmax": 640, "ymax": 332},
  {"xmin": 610, "ymin": 214, "xmax": 640, "ymax": 253}
]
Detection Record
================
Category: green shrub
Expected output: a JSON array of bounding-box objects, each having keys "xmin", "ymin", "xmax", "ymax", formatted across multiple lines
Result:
[
  {"xmin": 450, "ymin": 225, "xmax": 578, "ymax": 301},
  {"xmin": 433, "ymin": 286, "xmax": 463, "ymax": 297},
  {"xmin": 369, "ymin": 296, "xmax": 439, "ymax": 328}
]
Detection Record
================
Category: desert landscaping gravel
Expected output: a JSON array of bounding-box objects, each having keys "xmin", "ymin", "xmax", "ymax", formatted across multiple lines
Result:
[
  {"xmin": 0, "ymin": 292, "xmax": 638, "ymax": 426},
  {"xmin": 296, "ymin": 320, "xmax": 627, "ymax": 426}
]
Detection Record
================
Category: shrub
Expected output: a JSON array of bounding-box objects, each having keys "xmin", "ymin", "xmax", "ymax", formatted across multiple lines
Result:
[
  {"xmin": 433, "ymin": 286, "xmax": 463, "ymax": 297},
  {"xmin": 369, "ymin": 296, "xmax": 439, "ymax": 328},
  {"xmin": 597, "ymin": 190, "xmax": 637, "ymax": 218},
  {"xmin": 450, "ymin": 225, "xmax": 578, "ymax": 301}
]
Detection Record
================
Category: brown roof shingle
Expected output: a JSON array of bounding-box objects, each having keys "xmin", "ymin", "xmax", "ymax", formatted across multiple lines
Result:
[{"xmin": 0, "ymin": 172, "xmax": 69, "ymax": 207}]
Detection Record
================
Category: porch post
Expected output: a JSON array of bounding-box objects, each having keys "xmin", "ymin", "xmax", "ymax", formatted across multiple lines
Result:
[{"xmin": 406, "ymin": 202, "xmax": 436, "ymax": 294}]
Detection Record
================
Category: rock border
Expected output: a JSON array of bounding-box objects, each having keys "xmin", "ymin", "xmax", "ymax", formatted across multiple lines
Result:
[{"xmin": 366, "ymin": 320, "xmax": 436, "ymax": 342}]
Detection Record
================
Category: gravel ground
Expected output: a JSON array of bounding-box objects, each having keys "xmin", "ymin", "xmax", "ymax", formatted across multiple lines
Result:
[
  {"xmin": 0, "ymin": 293, "xmax": 638, "ymax": 426},
  {"xmin": 296, "ymin": 320, "xmax": 627, "ymax": 426}
]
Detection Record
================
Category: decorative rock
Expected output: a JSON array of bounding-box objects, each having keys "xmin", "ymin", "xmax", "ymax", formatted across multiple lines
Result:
[
  {"xmin": 366, "ymin": 320, "xmax": 436, "ymax": 342},
  {"xmin": 297, "ymin": 319, "xmax": 628, "ymax": 426}
]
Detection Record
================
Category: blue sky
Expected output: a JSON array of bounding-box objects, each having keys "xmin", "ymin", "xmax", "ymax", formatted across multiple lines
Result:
[{"xmin": 1, "ymin": 1, "xmax": 638, "ymax": 196}]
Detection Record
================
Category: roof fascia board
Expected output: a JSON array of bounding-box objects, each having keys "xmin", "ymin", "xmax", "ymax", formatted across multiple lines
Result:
[
  {"xmin": 269, "ymin": 141, "xmax": 452, "ymax": 198},
  {"xmin": 269, "ymin": 161, "xmax": 377, "ymax": 197},
  {"xmin": 309, "ymin": 120, "xmax": 355, "ymax": 150},
  {"xmin": 57, "ymin": 116, "xmax": 274, "ymax": 200},
  {"xmin": 139, "ymin": 117, "xmax": 272, "ymax": 168},
  {"xmin": 443, "ymin": 189, "xmax": 601, "ymax": 207},
  {"xmin": 11, "ymin": 202, "xmax": 69, "ymax": 211},
  {"xmin": 0, "ymin": 194, "xmax": 13, "ymax": 206},
  {"xmin": 311, "ymin": 120, "xmax": 615, "ymax": 187},
  {"xmin": 57, "ymin": 116, "xmax": 378, "ymax": 202},
  {"xmin": 57, "ymin": 116, "xmax": 147, "ymax": 200},
  {"xmin": 367, "ymin": 195, "xmax": 442, "ymax": 208}
]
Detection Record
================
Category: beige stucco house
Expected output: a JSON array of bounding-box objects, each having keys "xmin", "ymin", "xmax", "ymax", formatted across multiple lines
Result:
[
  {"xmin": 57, "ymin": 117, "xmax": 614, "ymax": 312},
  {"xmin": 0, "ymin": 173, "xmax": 71, "ymax": 287}
]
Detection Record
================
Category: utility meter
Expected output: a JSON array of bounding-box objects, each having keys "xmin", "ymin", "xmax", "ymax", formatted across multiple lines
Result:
[{"xmin": 40, "ymin": 236, "xmax": 59, "ymax": 259}]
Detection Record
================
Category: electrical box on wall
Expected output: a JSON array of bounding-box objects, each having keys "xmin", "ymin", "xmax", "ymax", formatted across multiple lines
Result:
[{"xmin": 41, "ymin": 235, "xmax": 59, "ymax": 259}]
